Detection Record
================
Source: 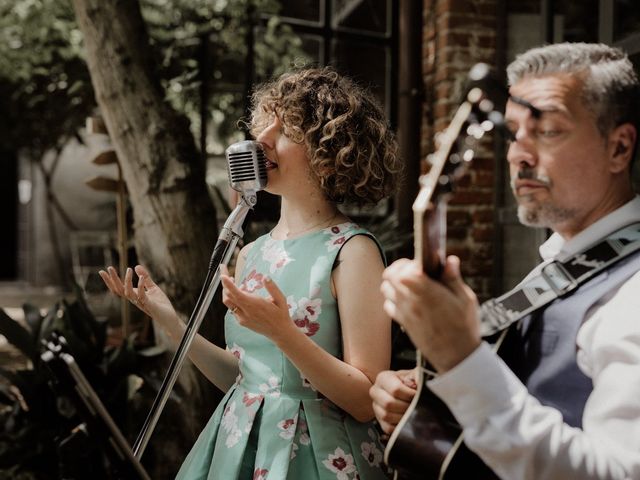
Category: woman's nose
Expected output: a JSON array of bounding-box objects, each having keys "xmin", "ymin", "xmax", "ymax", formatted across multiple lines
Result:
[{"xmin": 256, "ymin": 116, "xmax": 280, "ymax": 146}]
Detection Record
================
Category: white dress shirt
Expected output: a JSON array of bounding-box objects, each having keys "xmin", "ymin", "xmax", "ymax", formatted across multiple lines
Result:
[{"xmin": 428, "ymin": 196, "xmax": 640, "ymax": 480}]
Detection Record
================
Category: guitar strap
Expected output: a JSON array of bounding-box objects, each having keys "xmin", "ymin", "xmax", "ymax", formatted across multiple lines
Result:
[{"xmin": 480, "ymin": 221, "xmax": 640, "ymax": 337}]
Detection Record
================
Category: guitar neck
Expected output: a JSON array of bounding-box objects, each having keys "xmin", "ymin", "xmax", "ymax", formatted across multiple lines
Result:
[{"xmin": 414, "ymin": 198, "xmax": 447, "ymax": 278}]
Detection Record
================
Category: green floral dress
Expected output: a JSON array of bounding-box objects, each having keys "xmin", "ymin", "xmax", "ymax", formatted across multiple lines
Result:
[{"xmin": 176, "ymin": 222, "xmax": 389, "ymax": 480}]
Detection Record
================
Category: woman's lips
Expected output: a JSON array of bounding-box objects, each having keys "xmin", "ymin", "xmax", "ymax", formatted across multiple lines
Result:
[{"xmin": 265, "ymin": 159, "xmax": 278, "ymax": 169}]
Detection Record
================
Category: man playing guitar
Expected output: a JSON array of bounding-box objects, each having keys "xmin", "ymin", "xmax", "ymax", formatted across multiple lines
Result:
[{"xmin": 371, "ymin": 42, "xmax": 640, "ymax": 480}]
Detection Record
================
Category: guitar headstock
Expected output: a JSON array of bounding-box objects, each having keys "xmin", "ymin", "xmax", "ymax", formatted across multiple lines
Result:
[{"xmin": 413, "ymin": 64, "xmax": 507, "ymax": 277}]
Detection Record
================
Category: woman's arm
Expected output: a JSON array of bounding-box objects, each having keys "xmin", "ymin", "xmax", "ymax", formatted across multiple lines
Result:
[
  {"xmin": 99, "ymin": 251, "xmax": 251, "ymax": 393},
  {"xmin": 221, "ymin": 235, "xmax": 391, "ymax": 422}
]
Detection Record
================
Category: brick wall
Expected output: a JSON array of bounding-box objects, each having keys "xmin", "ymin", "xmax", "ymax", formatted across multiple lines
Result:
[{"xmin": 421, "ymin": 0, "xmax": 499, "ymax": 300}]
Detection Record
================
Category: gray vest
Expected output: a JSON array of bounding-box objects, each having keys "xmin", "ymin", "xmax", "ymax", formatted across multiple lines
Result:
[{"xmin": 502, "ymin": 250, "xmax": 640, "ymax": 428}]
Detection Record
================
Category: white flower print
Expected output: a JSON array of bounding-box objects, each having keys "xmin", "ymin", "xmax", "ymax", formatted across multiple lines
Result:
[
  {"xmin": 253, "ymin": 468, "xmax": 269, "ymax": 480},
  {"xmin": 288, "ymin": 296, "xmax": 322, "ymax": 337},
  {"xmin": 290, "ymin": 442, "xmax": 299, "ymax": 459},
  {"xmin": 277, "ymin": 414, "xmax": 298, "ymax": 440},
  {"xmin": 261, "ymin": 238, "xmax": 294, "ymax": 273},
  {"xmin": 360, "ymin": 441, "xmax": 383, "ymax": 467},
  {"xmin": 240, "ymin": 269, "xmax": 265, "ymax": 293},
  {"xmin": 258, "ymin": 375, "xmax": 281, "ymax": 398},
  {"xmin": 322, "ymin": 447, "xmax": 357, "ymax": 480},
  {"xmin": 297, "ymin": 417, "xmax": 311, "ymax": 445},
  {"xmin": 221, "ymin": 401, "xmax": 242, "ymax": 448},
  {"xmin": 300, "ymin": 371, "xmax": 317, "ymax": 391},
  {"xmin": 324, "ymin": 224, "xmax": 352, "ymax": 252},
  {"xmin": 228, "ymin": 343, "xmax": 245, "ymax": 364},
  {"xmin": 295, "ymin": 297, "xmax": 322, "ymax": 322}
]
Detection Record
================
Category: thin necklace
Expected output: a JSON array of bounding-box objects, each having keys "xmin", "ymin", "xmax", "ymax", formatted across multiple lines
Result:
[{"xmin": 284, "ymin": 211, "xmax": 338, "ymax": 238}]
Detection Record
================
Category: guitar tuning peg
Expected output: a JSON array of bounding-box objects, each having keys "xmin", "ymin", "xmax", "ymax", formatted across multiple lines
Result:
[
  {"xmin": 463, "ymin": 149, "xmax": 475, "ymax": 162},
  {"xmin": 479, "ymin": 98, "xmax": 495, "ymax": 113},
  {"xmin": 466, "ymin": 123, "xmax": 485, "ymax": 139},
  {"xmin": 481, "ymin": 120, "xmax": 495, "ymax": 132}
]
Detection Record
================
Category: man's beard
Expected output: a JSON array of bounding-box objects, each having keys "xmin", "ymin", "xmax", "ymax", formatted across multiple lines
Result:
[
  {"xmin": 516, "ymin": 200, "xmax": 576, "ymax": 228},
  {"xmin": 511, "ymin": 166, "xmax": 576, "ymax": 228}
]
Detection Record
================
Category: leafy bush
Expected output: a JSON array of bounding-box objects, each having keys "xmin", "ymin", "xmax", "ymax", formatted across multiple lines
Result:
[{"xmin": 0, "ymin": 288, "xmax": 161, "ymax": 479}]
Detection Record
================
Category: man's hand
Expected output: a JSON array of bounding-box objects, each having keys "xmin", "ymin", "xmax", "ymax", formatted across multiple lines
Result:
[
  {"xmin": 380, "ymin": 256, "xmax": 482, "ymax": 373},
  {"xmin": 369, "ymin": 369, "xmax": 417, "ymax": 434}
]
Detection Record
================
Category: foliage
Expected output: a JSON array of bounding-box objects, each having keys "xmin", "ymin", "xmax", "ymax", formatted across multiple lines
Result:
[
  {"xmin": 0, "ymin": 0, "xmax": 309, "ymax": 159},
  {"xmin": 0, "ymin": 286, "xmax": 162, "ymax": 479},
  {"xmin": 0, "ymin": 0, "xmax": 94, "ymax": 157}
]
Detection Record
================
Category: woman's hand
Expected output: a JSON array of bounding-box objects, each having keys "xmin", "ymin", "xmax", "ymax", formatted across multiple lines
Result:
[
  {"xmin": 220, "ymin": 265, "xmax": 296, "ymax": 343},
  {"xmin": 99, "ymin": 265, "xmax": 178, "ymax": 332}
]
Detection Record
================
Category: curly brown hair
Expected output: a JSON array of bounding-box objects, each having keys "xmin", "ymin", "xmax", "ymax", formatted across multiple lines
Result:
[{"xmin": 248, "ymin": 67, "xmax": 401, "ymax": 206}]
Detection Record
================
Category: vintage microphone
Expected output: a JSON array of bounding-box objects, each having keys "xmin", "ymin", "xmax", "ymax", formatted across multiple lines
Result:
[{"xmin": 132, "ymin": 140, "xmax": 267, "ymax": 459}]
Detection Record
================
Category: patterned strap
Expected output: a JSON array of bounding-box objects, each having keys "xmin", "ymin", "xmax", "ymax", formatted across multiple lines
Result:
[{"xmin": 480, "ymin": 222, "xmax": 640, "ymax": 337}]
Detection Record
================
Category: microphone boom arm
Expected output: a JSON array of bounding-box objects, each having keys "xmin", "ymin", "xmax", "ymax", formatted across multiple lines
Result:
[{"xmin": 132, "ymin": 192, "xmax": 257, "ymax": 459}]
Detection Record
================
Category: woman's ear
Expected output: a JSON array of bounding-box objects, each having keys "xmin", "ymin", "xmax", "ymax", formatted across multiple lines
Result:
[{"xmin": 609, "ymin": 123, "xmax": 637, "ymax": 173}]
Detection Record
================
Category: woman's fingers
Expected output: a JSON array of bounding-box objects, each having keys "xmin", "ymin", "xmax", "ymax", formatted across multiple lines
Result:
[
  {"xmin": 124, "ymin": 267, "xmax": 136, "ymax": 300},
  {"xmin": 98, "ymin": 269, "xmax": 116, "ymax": 294},
  {"xmin": 137, "ymin": 274, "xmax": 149, "ymax": 311},
  {"xmin": 263, "ymin": 277, "xmax": 286, "ymax": 308}
]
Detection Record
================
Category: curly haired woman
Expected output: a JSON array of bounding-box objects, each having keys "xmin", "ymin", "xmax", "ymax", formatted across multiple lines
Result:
[{"xmin": 100, "ymin": 66, "xmax": 400, "ymax": 479}]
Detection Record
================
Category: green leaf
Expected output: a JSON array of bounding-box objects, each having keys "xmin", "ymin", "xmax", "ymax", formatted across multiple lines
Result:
[
  {"xmin": 0, "ymin": 310, "xmax": 36, "ymax": 361},
  {"xmin": 21, "ymin": 303, "xmax": 42, "ymax": 340}
]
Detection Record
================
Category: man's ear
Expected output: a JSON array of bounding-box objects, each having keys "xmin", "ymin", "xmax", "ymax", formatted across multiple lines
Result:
[{"xmin": 609, "ymin": 123, "xmax": 637, "ymax": 173}]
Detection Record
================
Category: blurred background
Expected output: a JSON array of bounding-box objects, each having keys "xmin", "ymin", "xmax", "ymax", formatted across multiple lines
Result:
[{"xmin": 0, "ymin": 0, "xmax": 638, "ymax": 478}]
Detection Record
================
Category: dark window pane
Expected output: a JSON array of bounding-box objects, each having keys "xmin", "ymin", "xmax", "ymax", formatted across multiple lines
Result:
[
  {"xmin": 279, "ymin": 0, "xmax": 323, "ymax": 24},
  {"xmin": 299, "ymin": 34, "xmax": 324, "ymax": 63},
  {"xmin": 614, "ymin": 0, "xmax": 640, "ymax": 42},
  {"xmin": 0, "ymin": 149, "xmax": 18, "ymax": 280},
  {"xmin": 331, "ymin": 39, "xmax": 389, "ymax": 112},
  {"xmin": 332, "ymin": 0, "xmax": 389, "ymax": 35},
  {"xmin": 555, "ymin": 0, "xmax": 599, "ymax": 43}
]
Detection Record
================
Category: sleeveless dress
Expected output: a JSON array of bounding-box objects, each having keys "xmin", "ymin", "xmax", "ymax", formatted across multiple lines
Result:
[{"xmin": 176, "ymin": 222, "xmax": 389, "ymax": 480}]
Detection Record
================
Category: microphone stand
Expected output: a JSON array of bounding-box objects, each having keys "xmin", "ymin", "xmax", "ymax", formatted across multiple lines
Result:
[{"xmin": 132, "ymin": 191, "xmax": 258, "ymax": 459}]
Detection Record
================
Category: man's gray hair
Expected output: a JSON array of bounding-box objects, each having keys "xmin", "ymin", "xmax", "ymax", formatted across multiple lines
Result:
[{"xmin": 507, "ymin": 42, "xmax": 640, "ymax": 138}]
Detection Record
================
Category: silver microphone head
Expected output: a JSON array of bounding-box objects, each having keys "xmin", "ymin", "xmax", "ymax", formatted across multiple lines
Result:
[{"xmin": 225, "ymin": 140, "xmax": 268, "ymax": 194}]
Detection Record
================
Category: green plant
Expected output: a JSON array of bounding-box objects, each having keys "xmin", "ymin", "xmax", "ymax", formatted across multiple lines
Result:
[{"xmin": 0, "ymin": 287, "xmax": 162, "ymax": 479}]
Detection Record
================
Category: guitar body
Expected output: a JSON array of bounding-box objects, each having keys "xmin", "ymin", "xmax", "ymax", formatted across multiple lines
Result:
[{"xmin": 384, "ymin": 362, "xmax": 498, "ymax": 480}]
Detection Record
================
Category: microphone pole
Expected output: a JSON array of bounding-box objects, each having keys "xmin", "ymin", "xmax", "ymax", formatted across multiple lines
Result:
[{"xmin": 132, "ymin": 140, "xmax": 267, "ymax": 459}]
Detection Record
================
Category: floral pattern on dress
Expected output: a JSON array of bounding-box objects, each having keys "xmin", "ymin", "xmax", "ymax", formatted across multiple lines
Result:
[
  {"xmin": 258, "ymin": 375, "xmax": 281, "ymax": 398},
  {"xmin": 360, "ymin": 441, "xmax": 383, "ymax": 467},
  {"xmin": 287, "ymin": 295, "xmax": 322, "ymax": 337},
  {"xmin": 323, "ymin": 447, "xmax": 358, "ymax": 480},
  {"xmin": 277, "ymin": 413, "xmax": 298, "ymax": 440},
  {"xmin": 228, "ymin": 343, "xmax": 245, "ymax": 383},
  {"xmin": 221, "ymin": 401, "xmax": 242, "ymax": 448},
  {"xmin": 240, "ymin": 269, "xmax": 265, "ymax": 293},
  {"xmin": 324, "ymin": 224, "xmax": 354, "ymax": 252},
  {"xmin": 242, "ymin": 391, "xmax": 263, "ymax": 407},
  {"xmin": 253, "ymin": 468, "xmax": 268, "ymax": 480},
  {"xmin": 261, "ymin": 237, "xmax": 294, "ymax": 273},
  {"xmin": 300, "ymin": 372, "xmax": 317, "ymax": 391}
]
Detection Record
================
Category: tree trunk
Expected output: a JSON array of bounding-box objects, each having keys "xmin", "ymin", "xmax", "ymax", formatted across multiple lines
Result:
[
  {"xmin": 71, "ymin": 0, "xmax": 216, "ymax": 316},
  {"xmin": 70, "ymin": 0, "xmax": 224, "ymax": 476}
]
